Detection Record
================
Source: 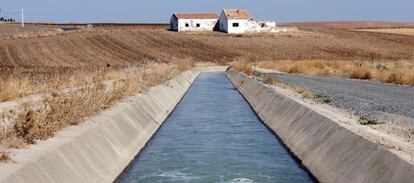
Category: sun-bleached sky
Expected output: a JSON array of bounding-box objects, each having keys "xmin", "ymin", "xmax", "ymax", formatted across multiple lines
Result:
[{"xmin": 1, "ymin": 0, "xmax": 414, "ymax": 23}]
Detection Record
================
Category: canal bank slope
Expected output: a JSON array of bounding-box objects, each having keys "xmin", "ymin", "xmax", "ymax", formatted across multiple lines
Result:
[
  {"xmin": 0, "ymin": 66, "xmax": 227, "ymax": 183},
  {"xmin": 226, "ymin": 68, "xmax": 414, "ymax": 183}
]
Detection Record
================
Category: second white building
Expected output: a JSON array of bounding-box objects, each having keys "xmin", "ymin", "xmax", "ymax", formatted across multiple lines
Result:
[{"xmin": 219, "ymin": 9, "xmax": 252, "ymax": 34}]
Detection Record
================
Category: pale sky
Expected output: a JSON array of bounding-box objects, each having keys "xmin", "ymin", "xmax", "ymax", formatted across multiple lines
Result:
[{"xmin": 1, "ymin": 0, "xmax": 413, "ymax": 23}]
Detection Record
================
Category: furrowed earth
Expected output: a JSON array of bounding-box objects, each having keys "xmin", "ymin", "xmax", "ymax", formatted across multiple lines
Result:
[{"xmin": 1, "ymin": 22, "xmax": 413, "ymax": 78}]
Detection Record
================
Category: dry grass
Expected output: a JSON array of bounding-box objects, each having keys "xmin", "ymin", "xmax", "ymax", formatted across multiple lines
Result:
[
  {"xmin": 350, "ymin": 68, "xmax": 372, "ymax": 80},
  {"xmin": 263, "ymin": 77, "xmax": 280, "ymax": 85},
  {"xmin": 0, "ymin": 150, "xmax": 12, "ymax": 162},
  {"xmin": 356, "ymin": 28, "xmax": 414, "ymax": 36},
  {"xmin": 259, "ymin": 60, "xmax": 332, "ymax": 76},
  {"xmin": 295, "ymin": 87, "xmax": 313, "ymax": 99},
  {"xmin": 262, "ymin": 76, "xmax": 292, "ymax": 89},
  {"xmin": 0, "ymin": 63, "xmax": 189, "ymax": 150},
  {"xmin": 261, "ymin": 76, "xmax": 314, "ymax": 99},
  {"xmin": 408, "ymin": 74, "xmax": 414, "ymax": 85},
  {"xmin": 231, "ymin": 62, "xmax": 253, "ymax": 76},
  {"xmin": 0, "ymin": 71, "xmax": 97, "ymax": 102},
  {"xmin": 258, "ymin": 60, "xmax": 414, "ymax": 85},
  {"xmin": 0, "ymin": 61, "xmax": 197, "ymax": 103}
]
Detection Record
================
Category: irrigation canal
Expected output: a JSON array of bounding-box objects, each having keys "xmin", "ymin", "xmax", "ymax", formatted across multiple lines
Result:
[{"xmin": 115, "ymin": 72, "xmax": 315, "ymax": 183}]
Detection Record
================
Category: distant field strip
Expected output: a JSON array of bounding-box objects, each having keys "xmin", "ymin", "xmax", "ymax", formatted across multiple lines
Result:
[
  {"xmin": 2, "ymin": 28, "xmax": 414, "ymax": 73},
  {"xmin": 356, "ymin": 28, "xmax": 414, "ymax": 36}
]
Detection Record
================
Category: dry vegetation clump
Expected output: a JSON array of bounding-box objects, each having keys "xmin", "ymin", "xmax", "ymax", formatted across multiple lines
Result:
[
  {"xmin": 295, "ymin": 87, "xmax": 313, "ymax": 99},
  {"xmin": 313, "ymin": 92, "xmax": 331, "ymax": 103},
  {"xmin": 0, "ymin": 63, "xmax": 189, "ymax": 150},
  {"xmin": 263, "ymin": 77, "xmax": 280, "ymax": 85},
  {"xmin": 261, "ymin": 76, "xmax": 293, "ymax": 89},
  {"xmin": 0, "ymin": 150, "xmax": 12, "ymax": 163},
  {"xmin": 259, "ymin": 60, "xmax": 332, "ymax": 76},
  {"xmin": 349, "ymin": 68, "xmax": 372, "ymax": 80},
  {"xmin": 8, "ymin": 82, "xmax": 118, "ymax": 145},
  {"xmin": 358, "ymin": 116, "xmax": 380, "ymax": 125},
  {"xmin": 408, "ymin": 74, "xmax": 414, "ymax": 86},
  {"xmin": 383, "ymin": 72, "xmax": 403, "ymax": 84},
  {"xmin": 231, "ymin": 62, "xmax": 253, "ymax": 76},
  {"xmin": 258, "ymin": 60, "xmax": 414, "ymax": 85}
]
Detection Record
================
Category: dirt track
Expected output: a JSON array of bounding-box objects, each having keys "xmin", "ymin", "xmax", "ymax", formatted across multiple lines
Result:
[{"xmin": 256, "ymin": 71, "xmax": 414, "ymax": 129}]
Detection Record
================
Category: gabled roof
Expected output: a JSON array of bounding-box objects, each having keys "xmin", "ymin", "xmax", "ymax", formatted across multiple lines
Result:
[
  {"xmin": 173, "ymin": 13, "xmax": 219, "ymax": 19},
  {"xmin": 223, "ymin": 9, "xmax": 251, "ymax": 19}
]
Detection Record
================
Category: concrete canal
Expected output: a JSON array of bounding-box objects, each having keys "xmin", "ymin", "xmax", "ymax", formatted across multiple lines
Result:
[{"xmin": 116, "ymin": 72, "xmax": 315, "ymax": 183}]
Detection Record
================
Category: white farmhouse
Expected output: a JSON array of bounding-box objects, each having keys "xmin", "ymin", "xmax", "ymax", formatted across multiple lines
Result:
[
  {"xmin": 219, "ymin": 9, "xmax": 252, "ymax": 34},
  {"xmin": 170, "ymin": 13, "xmax": 219, "ymax": 32}
]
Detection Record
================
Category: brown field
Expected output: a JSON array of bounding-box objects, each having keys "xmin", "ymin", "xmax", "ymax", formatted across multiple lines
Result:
[
  {"xmin": 0, "ymin": 23, "xmax": 168, "ymax": 40},
  {"xmin": 279, "ymin": 21, "xmax": 414, "ymax": 29},
  {"xmin": 0, "ymin": 22, "xmax": 412, "ymax": 102},
  {"xmin": 0, "ymin": 23, "xmax": 413, "ymax": 95},
  {"xmin": 0, "ymin": 23, "xmax": 60, "ymax": 37},
  {"xmin": 1, "ymin": 25, "xmax": 414, "ymax": 72},
  {"xmin": 355, "ymin": 28, "xmax": 414, "ymax": 36}
]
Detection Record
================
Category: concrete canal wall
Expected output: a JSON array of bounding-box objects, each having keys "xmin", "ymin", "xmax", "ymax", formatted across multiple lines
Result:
[
  {"xmin": 0, "ymin": 66, "xmax": 227, "ymax": 183},
  {"xmin": 226, "ymin": 68, "xmax": 414, "ymax": 183}
]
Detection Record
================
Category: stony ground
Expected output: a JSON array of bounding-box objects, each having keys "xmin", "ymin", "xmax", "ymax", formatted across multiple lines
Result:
[{"xmin": 256, "ymin": 71, "xmax": 414, "ymax": 129}]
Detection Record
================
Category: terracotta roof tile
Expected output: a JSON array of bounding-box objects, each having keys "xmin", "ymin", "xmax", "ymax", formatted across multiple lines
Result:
[
  {"xmin": 223, "ymin": 9, "xmax": 251, "ymax": 19},
  {"xmin": 174, "ymin": 13, "xmax": 219, "ymax": 19}
]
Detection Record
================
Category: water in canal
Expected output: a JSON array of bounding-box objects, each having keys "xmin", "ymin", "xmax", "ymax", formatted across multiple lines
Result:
[{"xmin": 116, "ymin": 72, "xmax": 315, "ymax": 183}]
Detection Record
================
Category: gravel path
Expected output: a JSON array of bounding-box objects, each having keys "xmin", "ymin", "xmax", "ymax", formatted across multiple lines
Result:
[{"xmin": 256, "ymin": 71, "xmax": 414, "ymax": 129}]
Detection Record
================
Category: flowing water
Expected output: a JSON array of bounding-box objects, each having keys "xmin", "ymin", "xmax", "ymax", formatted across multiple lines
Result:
[{"xmin": 116, "ymin": 72, "xmax": 315, "ymax": 183}]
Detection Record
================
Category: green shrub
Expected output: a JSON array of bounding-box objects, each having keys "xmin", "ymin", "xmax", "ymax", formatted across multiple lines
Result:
[
  {"xmin": 358, "ymin": 116, "xmax": 379, "ymax": 125},
  {"xmin": 313, "ymin": 92, "xmax": 331, "ymax": 103}
]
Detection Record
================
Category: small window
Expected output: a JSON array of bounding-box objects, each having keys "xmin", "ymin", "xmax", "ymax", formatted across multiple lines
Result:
[
  {"xmin": 196, "ymin": 23, "xmax": 200, "ymax": 27},
  {"xmin": 233, "ymin": 23, "xmax": 239, "ymax": 27},
  {"xmin": 185, "ymin": 23, "xmax": 189, "ymax": 27}
]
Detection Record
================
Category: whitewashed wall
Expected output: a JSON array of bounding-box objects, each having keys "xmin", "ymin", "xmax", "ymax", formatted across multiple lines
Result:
[
  {"xmin": 226, "ymin": 19, "xmax": 250, "ymax": 34},
  {"xmin": 176, "ymin": 19, "xmax": 218, "ymax": 32},
  {"xmin": 218, "ymin": 10, "xmax": 251, "ymax": 34}
]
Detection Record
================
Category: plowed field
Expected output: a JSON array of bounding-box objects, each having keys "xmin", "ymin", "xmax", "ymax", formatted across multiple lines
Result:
[{"xmin": 1, "ymin": 25, "xmax": 414, "ymax": 77}]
